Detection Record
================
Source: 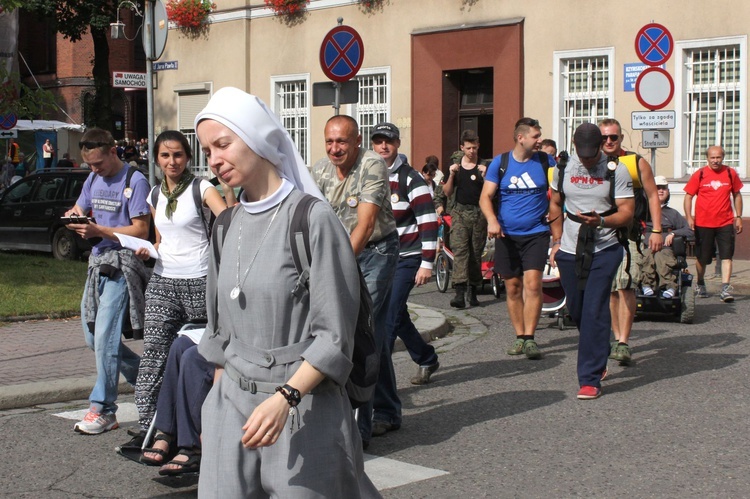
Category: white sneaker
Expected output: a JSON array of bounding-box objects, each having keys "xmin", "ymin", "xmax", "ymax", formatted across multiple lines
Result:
[
  {"xmin": 662, "ymin": 288, "xmax": 676, "ymax": 299},
  {"xmin": 74, "ymin": 410, "xmax": 119, "ymax": 435},
  {"xmin": 642, "ymin": 285, "xmax": 654, "ymax": 296}
]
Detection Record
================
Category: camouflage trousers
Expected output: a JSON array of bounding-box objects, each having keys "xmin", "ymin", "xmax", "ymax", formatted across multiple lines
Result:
[{"xmin": 450, "ymin": 203, "xmax": 487, "ymax": 287}]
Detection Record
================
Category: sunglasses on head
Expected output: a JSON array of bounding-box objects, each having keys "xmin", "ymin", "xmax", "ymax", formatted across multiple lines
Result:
[
  {"xmin": 601, "ymin": 134, "xmax": 621, "ymax": 142},
  {"xmin": 79, "ymin": 141, "xmax": 114, "ymax": 150}
]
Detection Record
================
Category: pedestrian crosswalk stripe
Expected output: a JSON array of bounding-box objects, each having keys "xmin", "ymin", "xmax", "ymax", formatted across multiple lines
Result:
[{"xmin": 53, "ymin": 403, "xmax": 449, "ymax": 490}]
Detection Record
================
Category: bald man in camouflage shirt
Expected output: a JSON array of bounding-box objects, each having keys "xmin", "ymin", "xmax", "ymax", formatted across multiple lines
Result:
[{"xmin": 311, "ymin": 115, "xmax": 399, "ymax": 449}]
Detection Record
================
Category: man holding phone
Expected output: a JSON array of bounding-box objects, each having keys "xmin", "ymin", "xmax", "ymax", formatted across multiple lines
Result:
[{"xmin": 65, "ymin": 128, "xmax": 152, "ymax": 435}]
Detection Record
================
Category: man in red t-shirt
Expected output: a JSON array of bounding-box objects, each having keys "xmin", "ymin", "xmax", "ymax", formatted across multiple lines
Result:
[{"xmin": 684, "ymin": 146, "xmax": 744, "ymax": 302}]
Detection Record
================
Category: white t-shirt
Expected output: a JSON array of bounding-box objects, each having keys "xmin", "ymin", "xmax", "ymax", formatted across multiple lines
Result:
[
  {"xmin": 148, "ymin": 179, "xmax": 213, "ymax": 279},
  {"xmin": 552, "ymin": 153, "xmax": 634, "ymax": 255}
]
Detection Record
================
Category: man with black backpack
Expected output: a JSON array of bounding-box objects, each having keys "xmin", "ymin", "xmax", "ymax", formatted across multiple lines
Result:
[
  {"xmin": 684, "ymin": 146, "xmax": 744, "ymax": 302},
  {"xmin": 480, "ymin": 117, "xmax": 555, "ymax": 360},
  {"xmin": 600, "ymin": 119, "xmax": 663, "ymax": 366},
  {"xmin": 369, "ymin": 123, "xmax": 440, "ymax": 438}
]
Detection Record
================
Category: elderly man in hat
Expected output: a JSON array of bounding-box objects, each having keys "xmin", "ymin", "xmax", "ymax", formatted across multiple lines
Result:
[
  {"xmin": 548, "ymin": 123, "xmax": 634, "ymax": 400},
  {"xmin": 641, "ymin": 176, "xmax": 694, "ymax": 299}
]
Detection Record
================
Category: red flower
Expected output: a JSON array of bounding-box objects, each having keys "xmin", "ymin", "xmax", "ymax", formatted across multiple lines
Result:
[
  {"xmin": 166, "ymin": 0, "xmax": 216, "ymax": 30},
  {"xmin": 264, "ymin": 0, "xmax": 309, "ymax": 17}
]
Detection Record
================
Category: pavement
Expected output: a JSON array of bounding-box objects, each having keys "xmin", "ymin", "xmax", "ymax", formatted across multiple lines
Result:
[
  {"xmin": 1, "ymin": 255, "xmax": 748, "ymax": 410},
  {"xmin": 0, "ymin": 302, "xmax": 451, "ymax": 411}
]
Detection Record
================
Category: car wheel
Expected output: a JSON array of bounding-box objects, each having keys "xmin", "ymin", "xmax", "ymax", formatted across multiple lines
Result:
[
  {"xmin": 52, "ymin": 227, "xmax": 81, "ymax": 261},
  {"xmin": 435, "ymin": 252, "xmax": 450, "ymax": 293},
  {"xmin": 679, "ymin": 285, "xmax": 694, "ymax": 324}
]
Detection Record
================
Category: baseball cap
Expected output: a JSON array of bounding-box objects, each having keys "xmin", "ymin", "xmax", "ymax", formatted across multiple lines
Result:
[
  {"xmin": 573, "ymin": 123, "xmax": 603, "ymax": 158},
  {"xmin": 371, "ymin": 122, "xmax": 400, "ymax": 140},
  {"xmin": 654, "ymin": 175, "xmax": 669, "ymax": 186}
]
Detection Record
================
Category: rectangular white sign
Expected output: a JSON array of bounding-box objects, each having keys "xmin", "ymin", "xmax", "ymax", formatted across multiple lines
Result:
[
  {"xmin": 641, "ymin": 129, "xmax": 670, "ymax": 148},
  {"xmin": 0, "ymin": 128, "xmax": 18, "ymax": 138},
  {"xmin": 631, "ymin": 111, "xmax": 676, "ymax": 130},
  {"xmin": 113, "ymin": 71, "xmax": 147, "ymax": 88}
]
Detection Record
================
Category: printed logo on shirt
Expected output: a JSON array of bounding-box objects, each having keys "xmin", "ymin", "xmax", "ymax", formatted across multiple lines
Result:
[
  {"xmin": 570, "ymin": 165, "xmax": 604, "ymax": 190},
  {"xmin": 710, "ymin": 180, "xmax": 725, "ymax": 190}
]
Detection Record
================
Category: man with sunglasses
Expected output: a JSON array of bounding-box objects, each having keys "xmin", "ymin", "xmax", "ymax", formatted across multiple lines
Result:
[
  {"xmin": 480, "ymin": 118, "xmax": 553, "ymax": 360},
  {"xmin": 64, "ymin": 128, "xmax": 152, "ymax": 435},
  {"xmin": 599, "ymin": 119, "xmax": 662, "ymax": 366}
]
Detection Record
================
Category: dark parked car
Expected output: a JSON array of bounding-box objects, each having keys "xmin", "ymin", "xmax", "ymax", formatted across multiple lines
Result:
[{"xmin": 0, "ymin": 169, "xmax": 92, "ymax": 260}]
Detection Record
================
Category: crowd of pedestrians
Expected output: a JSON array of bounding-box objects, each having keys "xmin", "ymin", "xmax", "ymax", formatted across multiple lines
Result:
[{"xmin": 61, "ymin": 87, "xmax": 743, "ymax": 495}]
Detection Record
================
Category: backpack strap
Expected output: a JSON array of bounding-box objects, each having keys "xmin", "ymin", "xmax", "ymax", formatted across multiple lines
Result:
[
  {"xmin": 289, "ymin": 194, "xmax": 321, "ymax": 299},
  {"xmin": 192, "ymin": 178, "xmax": 210, "ymax": 239},
  {"xmin": 150, "ymin": 185, "xmax": 159, "ymax": 211},
  {"xmin": 397, "ymin": 163, "xmax": 410, "ymax": 201},
  {"xmin": 212, "ymin": 204, "xmax": 242, "ymax": 265},
  {"xmin": 556, "ymin": 151, "xmax": 569, "ymax": 201}
]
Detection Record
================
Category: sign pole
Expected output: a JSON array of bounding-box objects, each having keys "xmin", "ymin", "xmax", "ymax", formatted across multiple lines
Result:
[
  {"xmin": 144, "ymin": 0, "xmax": 156, "ymax": 187},
  {"xmin": 333, "ymin": 82, "xmax": 341, "ymax": 115}
]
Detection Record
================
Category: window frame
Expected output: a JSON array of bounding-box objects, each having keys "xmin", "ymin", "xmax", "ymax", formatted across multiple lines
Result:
[
  {"xmin": 270, "ymin": 73, "xmax": 312, "ymax": 166},
  {"xmin": 674, "ymin": 35, "xmax": 747, "ymax": 178},
  {"xmin": 552, "ymin": 47, "xmax": 615, "ymax": 154},
  {"xmin": 348, "ymin": 66, "xmax": 391, "ymax": 149}
]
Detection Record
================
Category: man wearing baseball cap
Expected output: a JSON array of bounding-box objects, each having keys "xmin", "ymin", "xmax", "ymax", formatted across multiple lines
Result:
[
  {"xmin": 640, "ymin": 176, "xmax": 694, "ymax": 299},
  {"xmin": 548, "ymin": 123, "xmax": 634, "ymax": 400},
  {"xmin": 369, "ymin": 122, "xmax": 440, "ymax": 438}
]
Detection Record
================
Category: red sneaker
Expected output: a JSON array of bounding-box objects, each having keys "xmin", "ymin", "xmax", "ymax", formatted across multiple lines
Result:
[{"xmin": 577, "ymin": 386, "xmax": 601, "ymax": 400}]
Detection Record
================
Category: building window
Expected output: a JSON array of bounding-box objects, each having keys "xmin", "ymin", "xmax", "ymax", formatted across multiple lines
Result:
[
  {"xmin": 272, "ymin": 75, "xmax": 310, "ymax": 166},
  {"xmin": 174, "ymin": 82, "xmax": 212, "ymax": 176},
  {"xmin": 352, "ymin": 68, "xmax": 390, "ymax": 148},
  {"xmin": 553, "ymin": 49, "xmax": 614, "ymax": 153},
  {"xmin": 676, "ymin": 38, "xmax": 746, "ymax": 177}
]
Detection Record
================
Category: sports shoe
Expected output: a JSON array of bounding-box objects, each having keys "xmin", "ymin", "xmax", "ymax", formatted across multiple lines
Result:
[
  {"xmin": 577, "ymin": 386, "xmax": 601, "ymax": 400},
  {"xmin": 523, "ymin": 339, "xmax": 542, "ymax": 359},
  {"xmin": 641, "ymin": 285, "xmax": 654, "ymax": 296},
  {"xmin": 611, "ymin": 343, "xmax": 632, "ymax": 365},
  {"xmin": 661, "ymin": 288, "xmax": 676, "ymax": 299},
  {"xmin": 507, "ymin": 338, "xmax": 526, "ymax": 356},
  {"xmin": 695, "ymin": 284, "xmax": 708, "ymax": 298},
  {"xmin": 720, "ymin": 285, "xmax": 734, "ymax": 303},
  {"xmin": 74, "ymin": 410, "xmax": 119, "ymax": 435}
]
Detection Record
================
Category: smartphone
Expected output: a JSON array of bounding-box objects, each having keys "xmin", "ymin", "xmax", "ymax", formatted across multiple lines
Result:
[
  {"xmin": 579, "ymin": 211, "xmax": 597, "ymax": 217},
  {"xmin": 61, "ymin": 215, "xmax": 93, "ymax": 225}
]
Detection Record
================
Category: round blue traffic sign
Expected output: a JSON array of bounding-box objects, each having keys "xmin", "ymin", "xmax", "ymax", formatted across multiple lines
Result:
[
  {"xmin": 635, "ymin": 23, "xmax": 673, "ymax": 66},
  {"xmin": 319, "ymin": 25, "xmax": 364, "ymax": 83}
]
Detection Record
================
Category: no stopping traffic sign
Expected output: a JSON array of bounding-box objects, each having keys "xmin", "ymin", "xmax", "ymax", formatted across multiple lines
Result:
[{"xmin": 320, "ymin": 25, "xmax": 364, "ymax": 83}]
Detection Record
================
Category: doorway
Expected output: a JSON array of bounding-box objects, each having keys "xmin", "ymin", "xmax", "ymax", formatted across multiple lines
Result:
[{"xmin": 443, "ymin": 68, "xmax": 494, "ymax": 166}]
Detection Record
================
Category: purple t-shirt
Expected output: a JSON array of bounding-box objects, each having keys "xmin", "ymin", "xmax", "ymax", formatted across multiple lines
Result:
[{"xmin": 76, "ymin": 165, "xmax": 151, "ymax": 256}]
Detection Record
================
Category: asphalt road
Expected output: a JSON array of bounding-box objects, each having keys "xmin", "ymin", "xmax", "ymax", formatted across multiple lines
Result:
[{"xmin": 2, "ymin": 282, "xmax": 749, "ymax": 498}]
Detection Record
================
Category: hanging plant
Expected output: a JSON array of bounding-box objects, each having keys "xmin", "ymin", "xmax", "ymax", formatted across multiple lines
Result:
[
  {"xmin": 166, "ymin": 0, "xmax": 216, "ymax": 37},
  {"xmin": 359, "ymin": 0, "xmax": 387, "ymax": 14},
  {"xmin": 265, "ymin": 0, "xmax": 309, "ymax": 22}
]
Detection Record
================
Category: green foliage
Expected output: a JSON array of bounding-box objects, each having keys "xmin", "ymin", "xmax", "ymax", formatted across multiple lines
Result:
[
  {"xmin": 0, "ymin": 67, "xmax": 58, "ymax": 119},
  {"xmin": 0, "ymin": 0, "xmax": 24, "ymax": 11},
  {"xmin": 0, "ymin": 252, "xmax": 88, "ymax": 319},
  {"xmin": 21, "ymin": 0, "xmax": 131, "ymax": 41}
]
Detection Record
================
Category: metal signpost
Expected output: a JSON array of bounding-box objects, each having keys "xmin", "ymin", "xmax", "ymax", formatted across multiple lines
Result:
[
  {"xmin": 142, "ymin": 0, "xmax": 168, "ymax": 186},
  {"xmin": 633, "ymin": 22, "xmax": 674, "ymax": 171},
  {"xmin": 317, "ymin": 19, "xmax": 364, "ymax": 114}
]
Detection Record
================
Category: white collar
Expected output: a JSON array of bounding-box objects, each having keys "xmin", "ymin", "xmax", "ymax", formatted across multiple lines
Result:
[{"xmin": 239, "ymin": 178, "xmax": 294, "ymax": 214}]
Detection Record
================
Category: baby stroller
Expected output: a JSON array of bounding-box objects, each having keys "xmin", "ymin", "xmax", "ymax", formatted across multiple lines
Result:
[
  {"xmin": 541, "ymin": 257, "xmax": 570, "ymax": 330},
  {"xmin": 635, "ymin": 235, "xmax": 694, "ymax": 323},
  {"xmin": 434, "ymin": 214, "xmax": 504, "ymax": 297}
]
